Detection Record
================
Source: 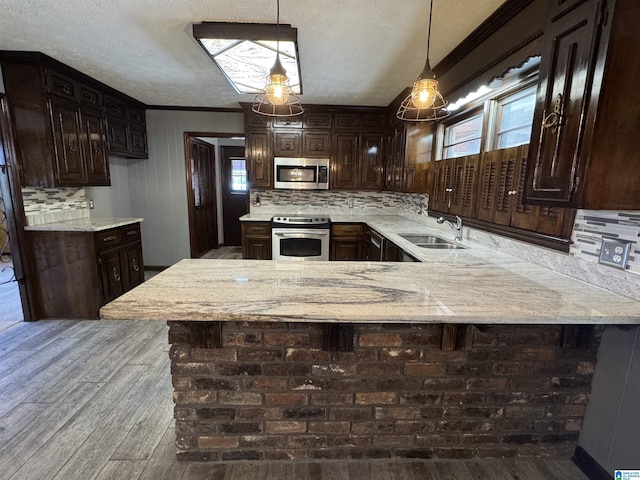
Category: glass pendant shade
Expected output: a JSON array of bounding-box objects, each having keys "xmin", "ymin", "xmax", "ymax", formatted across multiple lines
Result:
[{"xmin": 411, "ymin": 77, "xmax": 439, "ymax": 109}]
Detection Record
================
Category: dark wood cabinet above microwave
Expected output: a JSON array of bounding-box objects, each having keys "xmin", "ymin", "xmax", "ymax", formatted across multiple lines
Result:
[
  {"xmin": 0, "ymin": 51, "xmax": 148, "ymax": 187},
  {"xmin": 524, "ymin": 0, "xmax": 640, "ymax": 209},
  {"xmin": 241, "ymin": 104, "xmax": 388, "ymax": 191}
]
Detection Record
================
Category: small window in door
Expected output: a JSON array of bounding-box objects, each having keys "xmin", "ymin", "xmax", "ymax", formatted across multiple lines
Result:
[
  {"xmin": 494, "ymin": 85, "xmax": 536, "ymax": 149},
  {"xmin": 230, "ymin": 158, "xmax": 248, "ymax": 192},
  {"xmin": 442, "ymin": 113, "xmax": 484, "ymax": 159}
]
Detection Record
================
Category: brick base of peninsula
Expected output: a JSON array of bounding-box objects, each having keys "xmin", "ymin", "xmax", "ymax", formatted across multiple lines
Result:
[{"xmin": 168, "ymin": 321, "xmax": 600, "ymax": 463}]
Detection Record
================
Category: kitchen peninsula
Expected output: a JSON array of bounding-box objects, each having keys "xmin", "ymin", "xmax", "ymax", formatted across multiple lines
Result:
[{"xmin": 100, "ymin": 215, "xmax": 640, "ymax": 463}]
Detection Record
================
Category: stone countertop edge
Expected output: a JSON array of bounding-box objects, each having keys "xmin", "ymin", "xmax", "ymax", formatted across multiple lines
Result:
[
  {"xmin": 24, "ymin": 217, "xmax": 144, "ymax": 232},
  {"xmin": 99, "ymin": 259, "xmax": 640, "ymax": 325}
]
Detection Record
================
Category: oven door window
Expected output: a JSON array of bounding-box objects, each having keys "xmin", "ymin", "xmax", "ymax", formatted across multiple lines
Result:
[
  {"xmin": 276, "ymin": 166, "xmax": 317, "ymax": 184},
  {"xmin": 279, "ymin": 236, "xmax": 322, "ymax": 257}
]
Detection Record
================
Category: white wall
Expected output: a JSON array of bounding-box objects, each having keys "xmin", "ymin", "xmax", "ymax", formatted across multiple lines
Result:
[
  {"xmin": 86, "ymin": 156, "xmax": 132, "ymax": 219},
  {"xmin": 128, "ymin": 110, "xmax": 244, "ymax": 267},
  {"xmin": 580, "ymin": 327, "xmax": 640, "ymax": 471}
]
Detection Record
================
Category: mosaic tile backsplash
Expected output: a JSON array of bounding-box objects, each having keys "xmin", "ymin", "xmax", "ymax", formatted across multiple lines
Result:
[
  {"xmin": 571, "ymin": 210, "xmax": 640, "ymax": 275},
  {"xmin": 22, "ymin": 187, "xmax": 89, "ymax": 226},
  {"xmin": 251, "ymin": 189, "xmax": 430, "ymax": 217}
]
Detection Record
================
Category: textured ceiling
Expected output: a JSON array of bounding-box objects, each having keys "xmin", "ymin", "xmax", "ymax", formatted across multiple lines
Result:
[{"xmin": 0, "ymin": 0, "xmax": 507, "ymax": 108}]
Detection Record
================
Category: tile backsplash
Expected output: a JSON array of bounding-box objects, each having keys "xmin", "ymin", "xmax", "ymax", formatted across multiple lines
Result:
[
  {"xmin": 251, "ymin": 189, "xmax": 429, "ymax": 217},
  {"xmin": 571, "ymin": 210, "xmax": 640, "ymax": 275},
  {"xmin": 22, "ymin": 187, "xmax": 89, "ymax": 226}
]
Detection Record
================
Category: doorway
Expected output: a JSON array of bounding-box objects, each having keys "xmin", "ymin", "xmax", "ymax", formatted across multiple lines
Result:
[
  {"xmin": 187, "ymin": 138, "xmax": 218, "ymax": 258},
  {"xmin": 184, "ymin": 132, "xmax": 245, "ymax": 258},
  {"xmin": 220, "ymin": 146, "xmax": 248, "ymax": 246}
]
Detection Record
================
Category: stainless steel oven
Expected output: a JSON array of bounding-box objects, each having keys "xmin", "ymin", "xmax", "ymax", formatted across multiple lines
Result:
[
  {"xmin": 271, "ymin": 216, "xmax": 331, "ymax": 261},
  {"xmin": 273, "ymin": 157, "xmax": 329, "ymax": 190}
]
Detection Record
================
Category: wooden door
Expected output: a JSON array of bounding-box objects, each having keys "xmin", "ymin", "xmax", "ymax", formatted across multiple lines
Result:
[
  {"xmin": 524, "ymin": 0, "xmax": 601, "ymax": 205},
  {"xmin": 359, "ymin": 134, "xmax": 384, "ymax": 189},
  {"xmin": 302, "ymin": 131, "xmax": 331, "ymax": 157},
  {"xmin": 49, "ymin": 98, "xmax": 87, "ymax": 185},
  {"xmin": 221, "ymin": 145, "xmax": 248, "ymax": 246},
  {"xmin": 82, "ymin": 108, "xmax": 110, "ymax": 185},
  {"xmin": 332, "ymin": 134, "xmax": 358, "ymax": 189},
  {"xmin": 188, "ymin": 138, "xmax": 218, "ymax": 258}
]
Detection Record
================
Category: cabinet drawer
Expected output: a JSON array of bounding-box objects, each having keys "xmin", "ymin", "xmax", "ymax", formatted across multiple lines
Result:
[
  {"xmin": 273, "ymin": 116, "xmax": 302, "ymax": 128},
  {"xmin": 121, "ymin": 224, "xmax": 141, "ymax": 244},
  {"xmin": 104, "ymin": 94, "xmax": 127, "ymax": 119},
  {"xmin": 96, "ymin": 228, "xmax": 122, "ymax": 251},
  {"xmin": 78, "ymin": 84, "xmax": 102, "ymax": 108},
  {"xmin": 128, "ymin": 107, "xmax": 146, "ymax": 125},
  {"xmin": 45, "ymin": 70, "xmax": 78, "ymax": 101},
  {"xmin": 332, "ymin": 224, "xmax": 364, "ymax": 237},
  {"xmin": 242, "ymin": 223, "xmax": 271, "ymax": 236},
  {"xmin": 303, "ymin": 112, "xmax": 331, "ymax": 129}
]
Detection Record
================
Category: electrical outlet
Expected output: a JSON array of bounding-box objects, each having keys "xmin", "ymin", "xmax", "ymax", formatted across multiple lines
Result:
[
  {"xmin": 598, "ymin": 238, "xmax": 632, "ymax": 270},
  {"xmin": 88, "ymin": 199, "xmax": 95, "ymax": 209},
  {"xmin": 347, "ymin": 198, "xmax": 354, "ymax": 208}
]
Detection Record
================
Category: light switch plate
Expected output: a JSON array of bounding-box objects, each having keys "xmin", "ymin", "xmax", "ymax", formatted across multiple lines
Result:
[{"xmin": 598, "ymin": 238, "xmax": 632, "ymax": 270}]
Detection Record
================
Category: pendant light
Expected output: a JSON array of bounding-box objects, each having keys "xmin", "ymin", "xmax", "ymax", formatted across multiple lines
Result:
[
  {"xmin": 252, "ymin": 0, "xmax": 303, "ymax": 117},
  {"xmin": 397, "ymin": 0, "xmax": 449, "ymax": 122}
]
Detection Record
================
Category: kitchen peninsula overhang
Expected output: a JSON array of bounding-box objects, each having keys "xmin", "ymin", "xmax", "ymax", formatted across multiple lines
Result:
[{"xmin": 100, "ymin": 257, "xmax": 640, "ymax": 351}]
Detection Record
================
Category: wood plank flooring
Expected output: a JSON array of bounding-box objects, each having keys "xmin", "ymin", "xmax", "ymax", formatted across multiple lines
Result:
[{"xmin": 0, "ymin": 319, "xmax": 591, "ymax": 480}]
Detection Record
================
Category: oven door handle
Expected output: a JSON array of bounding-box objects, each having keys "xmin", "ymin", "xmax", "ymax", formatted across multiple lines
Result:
[{"xmin": 273, "ymin": 231, "xmax": 329, "ymax": 238}]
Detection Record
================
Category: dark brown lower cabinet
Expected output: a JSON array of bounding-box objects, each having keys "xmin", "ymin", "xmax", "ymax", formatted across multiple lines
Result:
[
  {"xmin": 241, "ymin": 222, "xmax": 272, "ymax": 260},
  {"xmin": 29, "ymin": 222, "xmax": 144, "ymax": 319},
  {"xmin": 330, "ymin": 223, "xmax": 364, "ymax": 261}
]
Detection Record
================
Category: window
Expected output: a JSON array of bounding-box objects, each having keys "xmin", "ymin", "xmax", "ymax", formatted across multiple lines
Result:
[
  {"xmin": 230, "ymin": 158, "xmax": 248, "ymax": 192},
  {"xmin": 442, "ymin": 113, "xmax": 484, "ymax": 159},
  {"xmin": 494, "ymin": 85, "xmax": 536, "ymax": 149}
]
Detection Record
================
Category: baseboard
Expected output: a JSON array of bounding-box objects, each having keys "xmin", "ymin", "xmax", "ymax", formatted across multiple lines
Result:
[{"xmin": 573, "ymin": 446, "xmax": 613, "ymax": 480}]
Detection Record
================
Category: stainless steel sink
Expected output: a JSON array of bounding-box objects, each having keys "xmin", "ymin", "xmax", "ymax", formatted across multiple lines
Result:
[{"xmin": 399, "ymin": 234, "xmax": 465, "ymax": 249}]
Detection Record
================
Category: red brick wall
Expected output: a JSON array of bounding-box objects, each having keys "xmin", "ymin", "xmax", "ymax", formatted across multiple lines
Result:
[{"xmin": 168, "ymin": 321, "xmax": 600, "ymax": 462}]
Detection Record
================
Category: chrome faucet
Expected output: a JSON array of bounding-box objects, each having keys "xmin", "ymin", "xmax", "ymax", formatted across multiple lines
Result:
[{"xmin": 437, "ymin": 215, "xmax": 463, "ymax": 241}]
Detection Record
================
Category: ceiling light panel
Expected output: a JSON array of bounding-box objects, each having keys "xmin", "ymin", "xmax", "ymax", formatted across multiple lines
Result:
[{"xmin": 193, "ymin": 22, "xmax": 302, "ymax": 95}]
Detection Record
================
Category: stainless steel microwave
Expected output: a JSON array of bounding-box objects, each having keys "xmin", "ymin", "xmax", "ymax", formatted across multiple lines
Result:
[{"xmin": 273, "ymin": 157, "xmax": 329, "ymax": 190}]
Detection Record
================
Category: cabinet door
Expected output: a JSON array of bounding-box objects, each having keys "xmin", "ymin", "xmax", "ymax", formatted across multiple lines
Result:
[
  {"xmin": 303, "ymin": 131, "xmax": 331, "ymax": 157},
  {"xmin": 273, "ymin": 130, "xmax": 302, "ymax": 157},
  {"xmin": 99, "ymin": 250, "xmax": 124, "ymax": 303},
  {"xmin": 330, "ymin": 240, "xmax": 361, "ymax": 261},
  {"xmin": 456, "ymin": 155, "xmax": 479, "ymax": 218},
  {"xmin": 524, "ymin": 0, "xmax": 601, "ymax": 205},
  {"xmin": 121, "ymin": 243, "xmax": 144, "ymax": 292},
  {"xmin": 106, "ymin": 117, "xmax": 131, "ymax": 157},
  {"xmin": 359, "ymin": 134, "xmax": 384, "ymax": 189},
  {"xmin": 243, "ymin": 238, "xmax": 272, "ymax": 260},
  {"xmin": 49, "ymin": 98, "xmax": 87, "ymax": 185},
  {"xmin": 303, "ymin": 112, "xmax": 331, "ymax": 129},
  {"xmin": 430, "ymin": 159, "xmax": 454, "ymax": 212},
  {"xmin": 129, "ymin": 124, "xmax": 148, "ymax": 158},
  {"xmin": 332, "ymin": 134, "xmax": 359, "ymax": 189},
  {"xmin": 246, "ymin": 131, "xmax": 271, "ymax": 188},
  {"xmin": 82, "ymin": 109, "xmax": 110, "ymax": 185},
  {"xmin": 478, "ymin": 149, "xmax": 518, "ymax": 226}
]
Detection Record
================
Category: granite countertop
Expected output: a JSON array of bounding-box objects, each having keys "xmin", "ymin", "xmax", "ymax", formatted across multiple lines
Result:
[
  {"xmin": 25, "ymin": 217, "xmax": 143, "ymax": 232},
  {"xmin": 101, "ymin": 251, "xmax": 640, "ymax": 325}
]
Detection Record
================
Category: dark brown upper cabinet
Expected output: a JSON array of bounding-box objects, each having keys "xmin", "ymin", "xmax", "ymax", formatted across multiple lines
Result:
[
  {"xmin": 0, "ymin": 52, "xmax": 147, "ymax": 187},
  {"xmin": 430, "ymin": 154, "xmax": 479, "ymax": 218},
  {"xmin": 240, "ymin": 104, "xmax": 387, "ymax": 190},
  {"xmin": 524, "ymin": 0, "xmax": 640, "ymax": 209}
]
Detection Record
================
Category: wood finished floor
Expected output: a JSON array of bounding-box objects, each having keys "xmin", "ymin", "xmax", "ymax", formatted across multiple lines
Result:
[{"xmin": 0, "ymin": 319, "xmax": 591, "ymax": 480}]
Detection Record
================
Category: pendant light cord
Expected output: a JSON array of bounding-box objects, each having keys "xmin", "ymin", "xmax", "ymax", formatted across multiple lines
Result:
[
  {"xmin": 426, "ymin": 0, "xmax": 433, "ymax": 61},
  {"xmin": 276, "ymin": 0, "xmax": 280, "ymax": 54}
]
